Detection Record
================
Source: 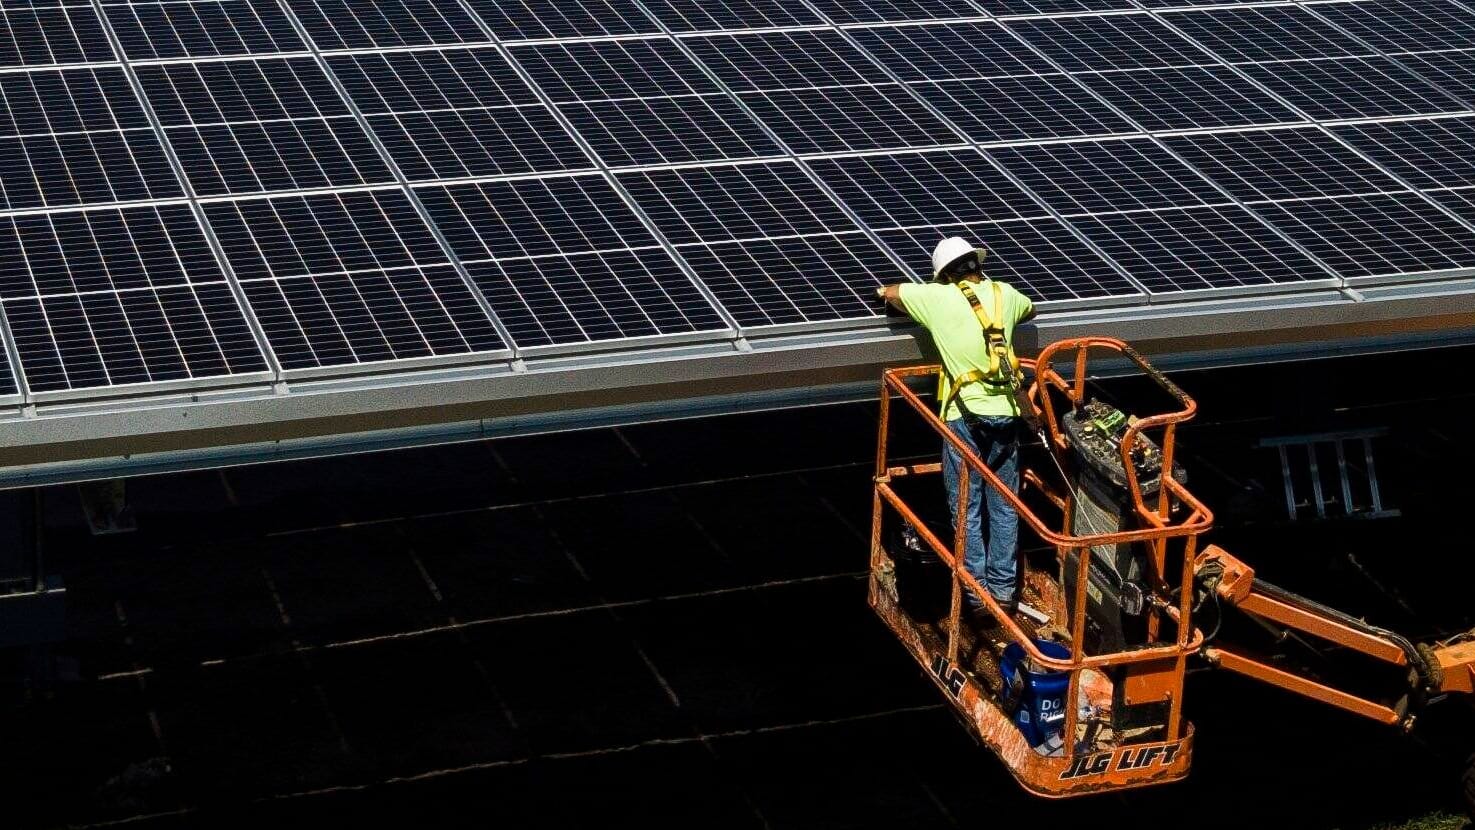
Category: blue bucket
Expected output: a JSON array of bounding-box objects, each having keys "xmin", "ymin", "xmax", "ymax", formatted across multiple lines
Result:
[{"xmin": 999, "ymin": 639, "xmax": 1073, "ymax": 747}]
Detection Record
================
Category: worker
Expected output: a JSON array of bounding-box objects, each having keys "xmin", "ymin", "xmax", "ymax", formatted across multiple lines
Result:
[{"xmin": 876, "ymin": 237, "xmax": 1036, "ymax": 624}]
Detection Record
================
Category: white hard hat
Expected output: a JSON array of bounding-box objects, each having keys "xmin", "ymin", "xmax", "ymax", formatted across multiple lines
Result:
[{"xmin": 931, "ymin": 236, "xmax": 987, "ymax": 281}]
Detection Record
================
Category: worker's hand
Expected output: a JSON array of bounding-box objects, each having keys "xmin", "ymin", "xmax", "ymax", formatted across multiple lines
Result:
[{"xmin": 874, "ymin": 286, "xmax": 887, "ymax": 301}]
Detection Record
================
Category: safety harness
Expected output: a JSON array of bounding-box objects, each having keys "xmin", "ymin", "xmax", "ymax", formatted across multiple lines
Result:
[{"xmin": 939, "ymin": 280, "xmax": 1022, "ymax": 422}]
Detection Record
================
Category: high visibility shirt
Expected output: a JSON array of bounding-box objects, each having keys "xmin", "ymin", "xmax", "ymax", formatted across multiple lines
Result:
[{"xmin": 898, "ymin": 279, "xmax": 1034, "ymax": 422}]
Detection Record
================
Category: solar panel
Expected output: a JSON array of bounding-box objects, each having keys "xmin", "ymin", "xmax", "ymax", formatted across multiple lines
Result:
[
  {"xmin": 1427, "ymin": 187, "xmax": 1475, "ymax": 227},
  {"xmin": 877, "ymin": 218, "xmax": 1140, "ymax": 301},
  {"xmin": 101, "ymin": 0, "xmax": 306, "ymax": 60},
  {"xmin": 1249, "ymin": 193, "xmax": 1475, "ymax": 280},
  {"xmin": 987, "ymin": 139, "xmax": 1225, "ymax": 216},
  {"xmin": 912, "ymin": 75, "xmax": 1134, "ymax": 143},
  {"xmin": 0, "ymin": 205, "xmax": 269, "ymax": 390},
  {"xmin": 1332, "ymin": 117, "xmax": 1475, "ymax": 189},
  {"xmin": 204, "ymin": 188, "xmax": 506, "ymax": 367},
  {"xmin": 672, "ymin": 233, "xmax": 897, "ymax": 328},
  {"xmin": 978, "ymin": 0, "xmax": 1136, "ymax": 15},
  {"xmin": 1069, "ymin": 205, "xmax": 1333, "ymax": 293},
  {"xmin": 1311, "ymin": 0, "xmax": 1475, "ymax": 55},
  {"xmin": 328, "ymin": 48, "xmax": 589, "ymax": 180},
  {"xmin": 1162, "ymin": 128, "xmax": 1407, "ymax": 202},
  {"xmin": 0, "ymin": 3, "xmax": 114, "ymax": 67},
  {"xmin": 0, "ymin": 338, "xmax": 17, "ymax": 397},
  {"xmin": 462, "ymin": 0, "xmax": 657, "ymax": 41},
  {"xmin": 508, "ymin": 38, "xmax": 779, "ymax": 166},
  {"xmin": 1006, "ymin": 13, "xmax": 1216, "ymax": 72},
  {"xmin": 417, "ymin": 176, "xmax": 659, "ymax": 262},
  {"xmin": 1394, "ymin": 50, "xmax": 1475, "ymax": 105},
  {"xmin": 464, "ymin": 249, "xmax": 726, "ymax": 347},
  {"xmin": 0, "ymin": 129, "xmax": 184, "ymax": 209},
  {"xmin": 640, "ymin": 0, "xmax": 822, "ymax": 32},
  {"xmin": 804, "ymin": 0, "xmax": 981, "ymax": 24},
  {"xmin": 806, "ymin": 150, "xmax": 1048, "ymax": 228},
  {"xmin": 1239, "ymin": 57, "xmax": 1469, "ymax": 121},
  {"xmin": 615, "ymin": 162, "xmax": 858, "ymax": 245},
  {"xmin": 1073, "ymin": 66, "xmax": 1305, "ymax": 131},
  {"xmin": 1160, "ymin": 6, "xmax": 1375, "ymax": 64},
  {"xmin": 0, "ymin": 0, "xmax": 1472, "ymax": 406},
  {"xmin": 283, "ymin": 0, "xmax": 490, "ymax": 50},
  {"xmin": 845, "ymin": 22, "xmax": 1056, "ymax": 82}
]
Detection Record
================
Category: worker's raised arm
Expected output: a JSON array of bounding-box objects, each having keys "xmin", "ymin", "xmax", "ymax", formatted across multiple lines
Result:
[{"xmin": 875, "ymin": 283, "xmax": 908, "ymax": 313}]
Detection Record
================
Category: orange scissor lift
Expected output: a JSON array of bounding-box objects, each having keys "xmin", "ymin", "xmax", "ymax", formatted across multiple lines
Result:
[{"xmin": 869, "ymin": 337, "xmax": 1475, "ymax": 799}]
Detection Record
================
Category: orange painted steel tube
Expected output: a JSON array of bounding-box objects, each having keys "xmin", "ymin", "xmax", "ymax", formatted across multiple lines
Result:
[
  {"xmin": 1238, "ymin": 593, "xmax": 1409, "ymax": 666},
  {"xmin": 1208, "ymin": 647, "xmax": 1402, "ymax": 725}
]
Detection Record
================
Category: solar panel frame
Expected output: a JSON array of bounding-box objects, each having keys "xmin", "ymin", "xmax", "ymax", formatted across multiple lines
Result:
[
  {"xmin": 0, "ymin": 128, "xmax": 186, "ymax": 209},
  {"xmin": 1309, "ymin": 0, "xmax": 1475, "ymax": 55}
]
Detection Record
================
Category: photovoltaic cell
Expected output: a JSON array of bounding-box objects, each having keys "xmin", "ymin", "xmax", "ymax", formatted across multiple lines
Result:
[
  {"xmin": 912, "ymin": 76, "xmax": 1134, "ymax": 143},
  {"xmin": 164, "ymin": 118, "xmax": 394, "ymax": 195},
  {"xmin": 684, "ymin": 30, "xmax": 892, "ymax": 92},
  {"xmin": 1239, "ymin": 57, "xmax": 1469, "ymax": 121},
  {"xmin": 508, "ymin": 39, "xmax": 721, "ymax": 102},
  {"xmin": 1069, "ymin": 205, "xmax": 1332, "ymax": 293},
  {"xmin": 0, "ymin": 340, "xmax": 16, "ymax": 396},
  {"xmin": 1250, "ymin": 193, "xmax": 1475, "ymax": 279},
  {"xmin": 4, "ymin": 283, "xmax": 267, "ymax": 391},
  {"xmin": 0, "ymin": 204, "xmax": 221, "ymax": 297},
  {"xmin": 1160, "ymin": 6, "xmax": 1374, "ymax": 64},
  {"xmin": 1163, "ymin": 128, "xmax": 1406, "ymax": 202},
  {"xmin": 0, "ymin": 4, "xmax": 113, "ymax": 67},
  {"xmin": 808, "ymin": 150, "xmax": 1046, "ymax": 229},
  {"xmin": 616, "ymin": 162, "xmax": 857, "ymax": 245},
  {"xmin": 1006, "ymin": 14, "xmax": 1215, "ymax": 73},
  {"xmin": 327, "ymin": 48, "xmax": 541, "ymax": 112},
  {"xmin": 416, "ymin": 176, "xmax": 658, "ymax": 263},
  {"xmin": 804, "ymin": 0, "xmax": 981, "ymax": 24},
  {"xmin": 1073, "ymin": 65, "xmax": 1304, "ymax": 131},
  {"xmin": 1311, "ymin": 0, "xmax": 1475, "ymax": 55},
  {"xmin": 102, "ymin": 0, "xmax": 306, "ymax": 60},
  {"xmin": 988, "ymin": 139, "xmax": 1224, "ymax": 216},
  {"xmin": 367, "ymin": 107, "xmax": 590, "ymax": 180},
  {"xmin": 847, "ymin": 22, "xmax": 1054, "ymax": 83},
  {"xmin": 1427, "ymin": 187, "xmax": 1475, "ymax": 227},
  {"xmin": 461, "ymin": 0, "xmax": 658, "ymax": 41},
  {"xmin": 877, "ymin": 218, "xmax": 1140, "ymax": 301},
  {"xmin": 674, "ymin": 233, "xmax": 896, "ymax": 327},
  {"xmin": 0, "ymin": 129, "xmax": 184, "ymax": 209},
  {"xmin": 640, "ymin": 0, "xmax": 822, "ymax": 32},
  {"xmin": 327, "ymin": 47, "xmax": 588, "ymax": 179},
  {"xmin": 464, "ymin": 249, "xmax": 726, "ymax": 347},
  {"xmin": 203, "ymin": 189, "xmax": 447, "ymax": 281},
  {"xmin": 1394, "ymin": 50, "xmax": 1475, "ymax": 106},
  {"xmin": 976, "ymin": 0, "xmax": 1135, "ymax": 13},
  {"xmin": 240, "ymin": 264, "xmax": 503, "ymax": 369},
  {"xmin": 0, "ymin": 204, "xmax": 268, "ymax": 390},
  {"xmin": 1331, "ymin": 117, "xmax": 1475, "ymax": 189},
  {"xmin": 559, "ymin": 95, "xmax": 782, "ymax": 167},
  {"xmin": 136, "ymin": 57, "xmax": 350, "ymax": 125},
  {"xmin": 737, "ymin": 84, "xmax": 954, "ymax": 154},
  {"xmin": 0, "ymin": 68, "xmax": 149, "ymax": 136},
  {"xmin": 283, "ymin": 0, "xmax": 490, "ymax": 50}
]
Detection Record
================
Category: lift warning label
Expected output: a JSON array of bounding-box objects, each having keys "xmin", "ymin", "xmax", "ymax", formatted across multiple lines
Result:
[{"xmin": 1059, "ymin": 742, "xmax": 1184, "ymax": 780}]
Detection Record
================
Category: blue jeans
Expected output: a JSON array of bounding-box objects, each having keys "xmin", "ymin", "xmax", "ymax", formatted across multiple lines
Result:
[{"xmin": 942, "ymin": 416, "xmax": 1021, "ymax": 609}]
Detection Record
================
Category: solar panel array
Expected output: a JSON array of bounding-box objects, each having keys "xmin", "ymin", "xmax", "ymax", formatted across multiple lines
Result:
[{"xmin": 2, "ymin": 0, "xmax": 1474, "ymax": 399}]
